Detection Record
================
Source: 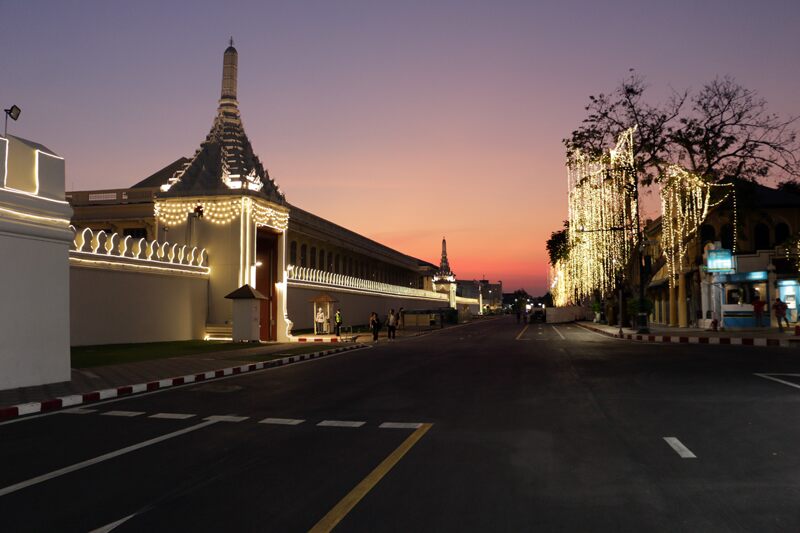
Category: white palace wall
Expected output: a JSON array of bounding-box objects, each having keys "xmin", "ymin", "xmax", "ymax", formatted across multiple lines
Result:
[
  {"xmin": 287, "ymin": 285, "xmax": 448, "ymax": 330},
  {"xmin": 67, "ymin": 228, "xmax": 210, "ymax": 346},
  {"xmin": 70, "ymin": 266, "xmax": 207, "ymax": 346}
]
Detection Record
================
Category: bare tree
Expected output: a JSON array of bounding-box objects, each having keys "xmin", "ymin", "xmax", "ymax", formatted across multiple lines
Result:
[
  {"xmin": 564, "ymin": 71, "xmax": 685, "ymax": 185},
  {"xmin": 565, "ymin": 73, "xmax": 800, "ymax": 185},
  {"xmin": 670, "ymin": 76, "xmax": 800, "ymax": 182}
]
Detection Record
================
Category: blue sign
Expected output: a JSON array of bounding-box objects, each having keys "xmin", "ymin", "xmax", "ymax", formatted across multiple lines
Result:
[{"xmin": 707, "ymin": 249, "xmax": 734, "ymax": 272}]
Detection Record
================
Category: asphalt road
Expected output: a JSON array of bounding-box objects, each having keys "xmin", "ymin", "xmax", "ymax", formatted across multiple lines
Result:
[{"xmin": 3, "ymin": 317, "xmax": 800, "ymax": 532}]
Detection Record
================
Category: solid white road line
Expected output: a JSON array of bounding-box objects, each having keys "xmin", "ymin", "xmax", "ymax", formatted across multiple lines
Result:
[
  {"xmin": 89, "ymin": 513, "xmax": 137, "ymax": 533},
  {"xmin": 102, "ymin": 410, "xmax": 145, "ymax": 417},
  {"xmin": 318, "ymin": 420, "xmax": 366, "ymax": 428},
  {"xmin": 552, "ymin": 326, "xmax": 566, "ymax": 340},
  {"xmin": 259, "ymin": 417, "xmax": 305, "ymax": 425},
  {"xmin": 379, "ymin": 422, "xmax": 423, "ymax": 429},
  {"xmin": 515, "ymin": 325, "xmax": 529, "ymax": 340},
  {"xmin": 0, "ymin": 419, "xmax": 221, "ymax": 497},
  {"xmin": 149, "ymin": 413, "xmax": 195, "ymax": 420},
  {"xmin": 754, "ymin": 373, "xmax": 800, "ymax": 391},
  {"xmin": 663, "ymin": 437, "xmax": 697, "ymax": 458}
]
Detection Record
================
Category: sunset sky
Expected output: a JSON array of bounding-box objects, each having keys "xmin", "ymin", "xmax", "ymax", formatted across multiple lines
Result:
[{"xmin": 3, "ymin": 1, "xmax": 799, "ymax": 294}]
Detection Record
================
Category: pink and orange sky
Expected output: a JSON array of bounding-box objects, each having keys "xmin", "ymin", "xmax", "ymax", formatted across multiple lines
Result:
[{"xmin": 3, "ymin": 1, "xmax": 799, "ymax": 294}]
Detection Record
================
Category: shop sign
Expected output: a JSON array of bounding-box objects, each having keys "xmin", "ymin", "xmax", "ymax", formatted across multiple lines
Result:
[{"xmin": 707, "ymin": 249, "xmax": 734, "ymax": 273}]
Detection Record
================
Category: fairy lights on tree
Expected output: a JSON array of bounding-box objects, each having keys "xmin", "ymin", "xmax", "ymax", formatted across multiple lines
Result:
[
  {"xmin": 659, "ymin": 166, "xmax": 736, "ymax": 287},
  {"xmin": 563, "ymin": 127, "xmax": 639, "ymax": 304}
]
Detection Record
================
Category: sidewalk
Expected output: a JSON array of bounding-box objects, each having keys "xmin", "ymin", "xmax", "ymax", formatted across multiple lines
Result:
[
  {"xmin": 0, "ymin": 342, "xmax": 365, "ymax": 420},
  {"xmin": 578, "ymin": 321, "xmax": 800, "ymax": 347},
  {"xmin": 0, "ymin": 319, "xmax": 488, "ymax": 420}
]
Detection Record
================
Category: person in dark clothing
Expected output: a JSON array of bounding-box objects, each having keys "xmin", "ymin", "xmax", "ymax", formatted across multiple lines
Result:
[
  {"xmin": 334, "ymin": 308, "xmax": 343, "ymax": 336},
  {"xmin": 369, "ymin": 311, "xmax": 381, "ymax": 342}
]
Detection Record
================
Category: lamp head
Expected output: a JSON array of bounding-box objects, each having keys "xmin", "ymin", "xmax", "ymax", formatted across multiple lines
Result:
[{"xmin": 4, "ymin": 105, "xmax": 20, "ymax": 121}]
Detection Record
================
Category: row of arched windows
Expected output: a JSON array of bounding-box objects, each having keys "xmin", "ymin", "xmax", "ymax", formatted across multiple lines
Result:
[
  {"xmin": 288, "ymin": 240, "xmax": 416, "ymax": 285},
  {"xmin": 700, "ymin": 222, "xmax": 792, "ymax": 251}
]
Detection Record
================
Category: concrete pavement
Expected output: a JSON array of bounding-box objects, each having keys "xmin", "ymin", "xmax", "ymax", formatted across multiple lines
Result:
[
  {"xmin": 579, "ymin": 320, "xmax": 800, "ymax": 347},
  {"xmin": 3, "ymin": 317, "xmax": 800, "ymax": 531}
]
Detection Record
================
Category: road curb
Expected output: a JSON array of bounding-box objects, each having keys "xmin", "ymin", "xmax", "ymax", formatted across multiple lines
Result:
[
  {"xmin": 575, "ymin": 322, "xmax": 799, "ymax": 348},
  {"xmin": 0, "ymin": 344, "xmax": 366, "ymax": 421}
]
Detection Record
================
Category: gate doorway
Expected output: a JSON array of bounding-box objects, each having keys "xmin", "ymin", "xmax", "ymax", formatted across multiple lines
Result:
[{"xmin": 256, "ymin": 229, "xmax": 279, "ymax": 341}]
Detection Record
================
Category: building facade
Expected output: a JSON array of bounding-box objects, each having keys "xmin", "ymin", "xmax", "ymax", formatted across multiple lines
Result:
[
  {"xmin": 67, "ymin": 43, "xmax": 478, "ymax": 342},
  {"xmin": 646, "ymin": 181, "xmax": 800, "ymax": 329}
]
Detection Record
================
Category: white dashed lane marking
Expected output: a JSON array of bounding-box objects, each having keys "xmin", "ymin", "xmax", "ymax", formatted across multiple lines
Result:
[
  {"xmin": 149, "ymin": 413, "xmax": 195, "ymax": 420},
  {"xmin": 59, "ymin": 408, "xmax": 427, "ymax": 430},
  {"xmin": 663, "ymin": 437, "xmax": 697, "ymax": 458},
  {"xmin": 379, "ymin": 422, "xmax": 423, "ymax": 429},
  {"xmin": 259, "ymin": 417, "xmax": 305, "ymax": 426},
  {"xmin": 63, "ymin": 408, "xmax": 98, "ymax": 415},
  {"xmin": 318, "ymin": 420, "xmax": 366, "ymax": 428},
  {"xmin": 204, "ymin": 415, "xmax": 249, "ymax": 423}
]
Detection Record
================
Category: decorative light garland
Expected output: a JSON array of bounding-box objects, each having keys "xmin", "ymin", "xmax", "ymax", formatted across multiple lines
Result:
[
  {"xmin": 660, "ymin": 166, "xmax": 736, "ymax": 287},
  {"xmin": 154, "ymin": 197, "xmax": 289, "ymax": 230},
  {"xmin": 563, "ymin": 127, "xmax": 639, "ymax": 304}
]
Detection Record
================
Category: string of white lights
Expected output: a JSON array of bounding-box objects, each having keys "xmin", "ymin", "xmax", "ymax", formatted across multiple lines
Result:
[
  {"xmin": 660, "ymin": 166, "xmax": 735, "ymax": 287},
  {"xmin": 154, "ymin": 197, "xmax": 289, "ymax": 230}
]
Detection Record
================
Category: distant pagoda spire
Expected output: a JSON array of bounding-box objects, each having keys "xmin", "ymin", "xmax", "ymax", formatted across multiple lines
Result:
[
  {"xmin": 159, "ymin": 40, "xmax": 284, "ymax": 202},
  {"xmin": 435, "ymin": 236, "xmax": 455, "ymax": 281}
]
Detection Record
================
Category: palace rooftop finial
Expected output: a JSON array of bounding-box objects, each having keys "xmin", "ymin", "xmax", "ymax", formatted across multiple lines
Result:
[{"xmin": 221, "ymin": 37, "xmax": 238, "ymax": 101}]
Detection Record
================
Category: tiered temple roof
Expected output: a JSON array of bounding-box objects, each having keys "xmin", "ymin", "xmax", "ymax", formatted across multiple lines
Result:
[{"xmin": 157, "ymin": 40, "xmax": 284, "ymax": 203}]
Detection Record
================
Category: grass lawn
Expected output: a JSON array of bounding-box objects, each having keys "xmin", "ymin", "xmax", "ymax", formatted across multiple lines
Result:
[{"xmin": 71, "ymin": 340, "xmax": 348, "ymax": 368}]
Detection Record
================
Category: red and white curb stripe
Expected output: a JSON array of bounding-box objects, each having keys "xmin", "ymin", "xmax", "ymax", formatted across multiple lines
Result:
[
  {"xmin": 577, "ymin": 322, "xmax": 798, "ymax": 347},
  {"xmin": 294, "ymin": 336, "xmax": 344, "ymax": 343},
  {"xmin": 0, "ymin": 344, "xmax": 365, "ymax": 421}
]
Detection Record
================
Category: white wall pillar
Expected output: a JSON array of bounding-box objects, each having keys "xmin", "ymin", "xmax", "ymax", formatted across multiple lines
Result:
[{"xmin": 0, "ymin": 135, "xmax": 73, "ymax": 390}]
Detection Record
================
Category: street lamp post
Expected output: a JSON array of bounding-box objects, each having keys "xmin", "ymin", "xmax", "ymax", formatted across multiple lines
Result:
[{"xmin": 3, "ymin": 105, "xmax": 21, "ymax": 137}]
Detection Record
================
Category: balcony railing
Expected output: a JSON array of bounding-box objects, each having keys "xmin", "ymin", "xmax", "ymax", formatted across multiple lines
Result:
[
  {"xmin": 287, "ymin": 265, "xmax": 448, "ymax": 300},
  {"xmin": 68, "ymin": 226, "xmax": 209, "ymax": 275}
]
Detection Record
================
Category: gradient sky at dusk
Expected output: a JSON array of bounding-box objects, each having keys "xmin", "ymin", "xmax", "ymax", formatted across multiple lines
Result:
[{"xmin": 3, "ymin": 1, "xmax": 799, "ymax": 294}]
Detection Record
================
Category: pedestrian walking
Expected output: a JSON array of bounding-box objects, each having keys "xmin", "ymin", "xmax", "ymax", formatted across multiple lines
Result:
[
  {"xmin": 369, "ymin": 311, "xmax": 381, "ymax": 342},
  {"xmin": 334, "ymin": 308, "xmax": 343, "ymax": 337},
  {"xmin": 387, "ymin": 308, "xmax": 397, "ymax": 340},
  {"xmin": 753, "ymin": 297, "xmax": 766, "ymax": 327},
  {"xmin": 773, "ymin": 297, "xmax": 790, "ymax": 331}
]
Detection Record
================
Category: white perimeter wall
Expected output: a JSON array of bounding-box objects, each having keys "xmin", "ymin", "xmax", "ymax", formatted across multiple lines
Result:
[
  {"xmin": 287, "ymin": 285, "xmax": 448, "ymax": 330},
  {"xmin": 70, "ymin": 266, "xmax": 208, "ymax": 346}
]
